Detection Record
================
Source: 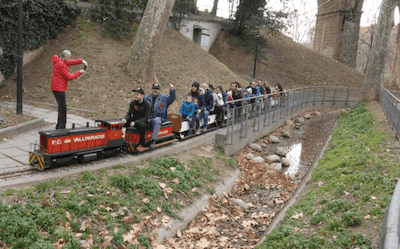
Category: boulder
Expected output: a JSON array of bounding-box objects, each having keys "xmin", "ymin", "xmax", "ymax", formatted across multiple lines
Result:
[
  {"xmin": 304, "ymin": 113, "xmax": 311, "ymax": 119},
  {"xmin": 270, "ymin": 163, "xmax": 282, "ymax": 172},
  {"xmin": 246, "ymin": 153, "xmax": 254, "ymax": 160},
  {"xmin": 276, "ymin": 147, "xmax": 286, "ymax": 157},
  {"xmin": 281, "ymin": 158, "xmax": 290, "ymax": 167},
  {"xmin": 250, "ymin": 143, "xmax": 262, "ymax": 152},
  {"xmin": 253, "ymin": 156, "xmax": 265, "ymax": 163},
  {"xmin": 286, "ymin": 120, "xmax": 294, "ymax": 126},
  {"xmin": 233, "ymin": 199, "xmax": 248, "ymax": 210},
  {"xmin": 297, "ymin": 117, "xmax": 305, "ymax": 124},
  {"xmin": 283, "ymin": 131, "xmax": 291, "ymax": 138},
  {"xmin": 266, "ymin": 155, "xmax": 281, "ymax": 162},
  {"xmin": 269, "ymin": 136, "xmax": 280, "ymax": 143}
]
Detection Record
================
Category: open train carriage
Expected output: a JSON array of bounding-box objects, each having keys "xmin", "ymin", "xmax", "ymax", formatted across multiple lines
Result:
[
  {"xmin": 125, "ymin": 116, "xmax": 180, "ymax": 153},
  {"xmin": 29, "ymin": 119, "xmax": 124, "ymax": 170}
]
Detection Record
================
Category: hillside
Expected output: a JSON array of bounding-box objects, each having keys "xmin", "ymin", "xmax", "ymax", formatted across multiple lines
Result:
[
  {"xmin": 210, "ymin": 31, "xmax": 365, "ymax": 89},
  {"xmin": 0, "ymin": 16, "xmax": 245, "ymax": 119}
]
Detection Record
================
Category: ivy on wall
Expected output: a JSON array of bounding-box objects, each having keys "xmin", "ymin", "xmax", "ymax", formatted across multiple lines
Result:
[{"xmin": 0, "ymin": 0, "xmax": 80, "ymax": 79}]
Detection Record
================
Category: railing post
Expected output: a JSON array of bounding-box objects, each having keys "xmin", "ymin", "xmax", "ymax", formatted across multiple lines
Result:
[
  {"xmin": 268, "ymin": 97, "xmax": 272, "ymax": 126},
  {"xmin": 313, "ymin": 87, "xmax": 317, "ymax": 106},
  {"xmin": 322, "ymin": 88, "xmax": 326, "ymax": 105},
  {"xmin": 333, "ymin": 88, "xmax": 337, "ymax": 106},
  {"xmin": 345, "ymin": 88, "xmax": 350, "ymax": 106}
]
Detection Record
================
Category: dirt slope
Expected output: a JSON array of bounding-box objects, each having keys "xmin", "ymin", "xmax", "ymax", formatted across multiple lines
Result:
[
  {"xmin": 0, "ymin": 16, "xmax": 245, "ymax": 119},
  {"xmin": 210, "ymin": 31, "xmax": 365, "ymax": 89}
]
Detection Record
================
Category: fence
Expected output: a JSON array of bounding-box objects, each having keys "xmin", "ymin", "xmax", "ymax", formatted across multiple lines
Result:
[
  {"xmin": 378, "ymin": 87, "xmax": 400, "ymax": 249},
  {"xmin": 224, "ymin": 86, "xmax": 362, "ymax": 145},
  {"xmin": 380, "ymin": 87, "xmax": 400, "ymax": 140}
]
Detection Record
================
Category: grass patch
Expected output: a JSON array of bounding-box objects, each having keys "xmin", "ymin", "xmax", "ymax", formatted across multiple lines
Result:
[
  {"xmin": 257, "ymin": 103, "xmax": 399, "ymax": 248},
  {"xmin": 0, "ymin": 153, "xmax": 231, "ymax": 248}
]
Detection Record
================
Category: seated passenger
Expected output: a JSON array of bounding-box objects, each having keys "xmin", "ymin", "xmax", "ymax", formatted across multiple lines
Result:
[
  {"xmin": 195, "ymin": 83, "xmax": 213, "ymax": 134},
  {"xmin": 179, "ymin": 94, "xmax": 195, "ymax": 135},
  {"xmin": 189, "ymin": 81, "xmax": 204, "ymax": 100},
  {"xmin": 122, "ymin": 88, "xmax": 152, "ymax": 152},
  {"xmin": 144, "ymin": 83, "xmax": 176, "ymax": 148}
]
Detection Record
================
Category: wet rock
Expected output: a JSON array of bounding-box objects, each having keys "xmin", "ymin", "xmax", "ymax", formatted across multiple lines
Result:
[
  {"xmin": 298, "ymin": 117, "xmax": 305, "ymax": 124},
  {"xmin": 270, "ymin": 163, "xmax": 282, "ymax": 172},
  {"xmin": 252, "ymin": 156, "xmax": 265, "ymax": 163},
  {"xmin": 286, "ymin": 120, "xmax": 294, "ymax": 126},
  {"xmin": 281, "ymin": 158, "xmax": 290, "ymax": 167},
  {"xmin": 276, "ymin": 147, "xmax": 286, "ymax": 157},
  {"xmin": 266, "ymin": 155, "xmax": 281, "ymax": 162},
  {"xmin": 304, "ymin": 113, "xmax": 311, "ymax": 119},
  {"xmin": 244, "ymin": 184, "xmax": 250, "ymax": 191},
  {"xmin": 269, "ymin": 136, "xmax": 280, "ymax": 143},
  {"xmin": 250, "ymin": 143, "xmax": 262, "ymax": 152},
  {"xmin": 246, "ymin": 153, "xmax": 254, "ymax": 160},
  {"xmin": 233, "ymin": 199, "xmax": 248, "ymax": 210},
  {"xmin": 261, "ymin": 143, "xmax": 268, "ymax": 148},
  {"xmin": 283, "ymin": 131, "xmax": 290, "ymax": 138}
]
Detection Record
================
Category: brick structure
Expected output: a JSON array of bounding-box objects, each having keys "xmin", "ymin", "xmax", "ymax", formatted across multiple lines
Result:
[{"xmin": 313, "ymin": 0, "xmax": 364, "ymax": 68}]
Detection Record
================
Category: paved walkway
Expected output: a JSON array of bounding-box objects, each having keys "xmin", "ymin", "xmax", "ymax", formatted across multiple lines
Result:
[{"xmin": 0, "ymin": 102, "xmax": 94, "ymax": 172}]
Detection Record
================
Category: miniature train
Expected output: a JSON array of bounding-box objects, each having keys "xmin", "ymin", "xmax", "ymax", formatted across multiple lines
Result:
[{"xmin": 29, "ymin": 113, "xmax": 217, "ymax": 170}]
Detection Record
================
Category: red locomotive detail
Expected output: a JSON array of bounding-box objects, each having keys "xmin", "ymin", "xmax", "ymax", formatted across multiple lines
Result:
[{"xmin": 29, "ymin": 119, "xmax": 124, "ymax": 170}]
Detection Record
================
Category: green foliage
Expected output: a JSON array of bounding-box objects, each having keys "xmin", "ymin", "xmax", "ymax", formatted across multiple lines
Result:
[
  {"xmin": 171, "ymin": 0, "xmax": 197, "ymax": 31},
  {"xmin": 88, "ymin": 0, "xmax": 143, "ymax": 38},
  {"xmin": 138, "ymin": 234, "xmax": 151, "ymax": 248},
  {"xmin": 0, "ymin": 0, "xmax": 80, "ymax": 79},
  {"xmin": 341, "ymin": 209, "xmax": 363, "ymax": 227},
  {"xmin": 225, "ymin": 0, "xmax": 289, "ymax": 54}
]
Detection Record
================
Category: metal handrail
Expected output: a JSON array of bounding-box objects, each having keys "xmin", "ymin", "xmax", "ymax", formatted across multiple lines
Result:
[{"xmin": 224, "ymin": 86, "xmax": 361, "ymax": 145}]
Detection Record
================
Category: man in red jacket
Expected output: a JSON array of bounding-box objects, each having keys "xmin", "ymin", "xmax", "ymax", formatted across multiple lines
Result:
[{"xmin": 51, "ymin": 50, "xmax": 87, "ymax": 129}]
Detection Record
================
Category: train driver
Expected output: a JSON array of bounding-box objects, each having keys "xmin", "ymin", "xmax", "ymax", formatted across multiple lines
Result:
[
  {"xmin": 144, "ymin": 83, "xmax": 176, "ymax": 149},
  {"xmin": 122, "ymin": 88, "xmax": 152, "ymax": 152}
]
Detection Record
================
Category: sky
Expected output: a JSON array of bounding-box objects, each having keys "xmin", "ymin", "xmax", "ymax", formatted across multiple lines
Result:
[{"xmin": 196, "ymin": 0, "xmax": 399, "ymax": 43}]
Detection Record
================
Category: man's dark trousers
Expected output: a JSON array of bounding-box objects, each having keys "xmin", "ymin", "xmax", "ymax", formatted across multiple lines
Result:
[
  {"xmin": 52, "ymin": 91, "xmax": 66, "ymax": 129},
  {"xmin": 135, "ymin": 122, "xmax": 152, "ymax": 146}
]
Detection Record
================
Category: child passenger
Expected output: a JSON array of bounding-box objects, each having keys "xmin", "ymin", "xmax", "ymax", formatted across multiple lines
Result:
[{"xmin": 179, "ymin": 94, "xmax": 195, "ymax": 135}]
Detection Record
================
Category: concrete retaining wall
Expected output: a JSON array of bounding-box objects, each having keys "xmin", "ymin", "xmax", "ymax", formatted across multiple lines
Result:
[
  {"xmin": 216, "ymin": 103, "xmax": 357, "ymax": 156},
  {"xmin": 0, "ymin": 119, "xmax": 44, "ymax": 140}
]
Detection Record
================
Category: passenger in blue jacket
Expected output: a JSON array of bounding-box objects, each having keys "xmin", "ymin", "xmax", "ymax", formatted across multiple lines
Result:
[
  {"xmin": 195, "ymin": 83, "xmax": 213, "ymax": 134},
  {"xmin": 179, "ymin": 94, "xmax": 195, "ymax": 134},
  {"xmin": 144, "ymin": 83, "xmax": 176, "ymax": 148}
]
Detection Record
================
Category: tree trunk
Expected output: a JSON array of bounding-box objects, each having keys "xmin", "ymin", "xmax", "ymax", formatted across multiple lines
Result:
[
  {"xmin": 212, "ymin": 0, "xmax": 219, "ymax": 16},
  {"xmin": 130, "ymin": 0, "xmax": 176, "ymax": 83},
  {"xmin": 391, "ymin": 7, "xmax": 400, "ymax": 89},
  {"xmin": 362, "ymin": 0, "xmax": 397, "ymax": 101}
]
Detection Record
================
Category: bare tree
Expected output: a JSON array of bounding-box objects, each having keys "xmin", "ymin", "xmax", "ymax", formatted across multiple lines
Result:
[
  {"xmin": 130, "ymin": 0, "xmax": 176, "ymax": 83},
  {"xmin": 362, "ymin": 0, "xmax": 397, "ymax": 101},
  {"xmin": 212, "ymin": 0, "xmax": 219, "ymax": 16},
  {"xmin": 390, "ymin": 5, "xmax": 400, "ymax": 88}
]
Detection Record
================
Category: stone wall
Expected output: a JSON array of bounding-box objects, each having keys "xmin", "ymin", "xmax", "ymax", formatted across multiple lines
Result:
[{"xmin": 313, "ymin": 0, "xmax": 364, "ymax": 68}]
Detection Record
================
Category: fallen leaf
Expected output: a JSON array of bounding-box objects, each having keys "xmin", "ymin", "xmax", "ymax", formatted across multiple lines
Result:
[
  {"xmin": 87, "ymin": 194, "xmax": 95, "ymax": 197},
  {"xmin": 291, "ymin": 212, "xmax": 303, "ymax": 219},
  {"xmin": 79, "ymin": 201, "xmax": 85, "ymax": 206},
  {"xmin": 92, "ymin": 210, "xmax": 98, "ymax": 215},
  {"xmin": 191, "ymin": 188, "xmax": 197, "ymax": 192},
  {"xmin": 100, "ymin": 229, "xmax": 109, "ymax": 236},
  {"xmin": 294, "ymin": 227, "xmax": 300, "ymax": 232},
  {"xmin": 60, "ymin": 190, "xmax": 71, "ymax": 194},
  {"xmin": 102, "ymin": 236, "xmax": 113, "ymax": 249},
  {"xmin": 66, "ymin": 212, "xmax": 72, "ymax": 221},
  {"xmin": 172, "ymin": 178, "xmax": 180, "ymax": 184},
  {"xmin": 177, "ymin": 229, "xmax": 182, "ymax": 238},
  {"xmin": 159, "ymin": 182, "xmax": 166, "ymax": 189},
  {"xmin": 114, "ymin": 226, "xmax": 119, "ymax": 233},
  {"xmin": 75, "ymin": 233, "xmax": 83, "ymax": 239},
  {"xmin": 364, "ymin": 215, "xmax": 370, "ymax": 219},
  {"xmin": 317, "ymin": 181, "xmax": 323, "ymax": 186},
  {"xmin": 54, "ymin": 238, "xmax": 65, "ymax": 249},
  {"xmin": 157, "ymin": 206, "xmax": 162, "ymax": 213},
  {"xmin": 170, "ymin": 167, "xmax": 176, "ymax": 171},
  {"xmin": 371, "ymin": 196, "xmax": 377, "ymax": 200},
  {"xmin": 162, "ymin": 216, "xmax": 171, "ymax": 229},
  {"xmin": 85, "ymin": 235, "xmax": 93, "ymax": 246},
  {"xmin": 40, "ymin": 197, "xmax": 51, "ymax": 207},
  {"xmin": 106, "ymin": 191, "xmax": 113, "ymax": 196},
  {"xmin": 143, "ymin": 198, "xmax": 150, "ymax": 204},
  {"xmin": 79, "ymin": 219, "xmax": 92, "ymax": 231}
]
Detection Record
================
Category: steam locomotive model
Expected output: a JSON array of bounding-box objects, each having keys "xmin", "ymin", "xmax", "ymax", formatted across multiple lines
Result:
[{"xmin": 29, "ymin": 113, "xmax": 216, "ymax": 170}]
